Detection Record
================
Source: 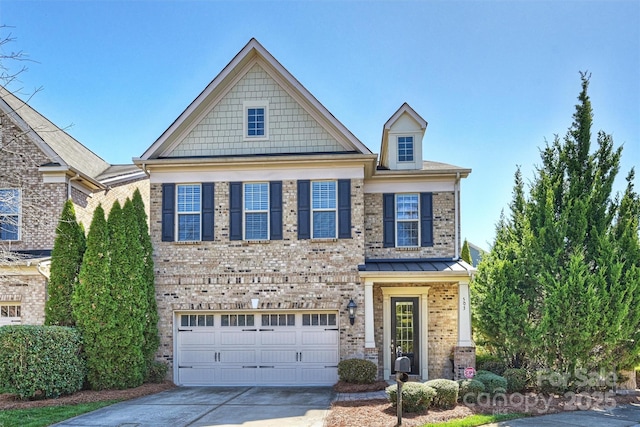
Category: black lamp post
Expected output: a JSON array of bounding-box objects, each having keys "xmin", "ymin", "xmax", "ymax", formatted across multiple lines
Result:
[{"xmin": 347, "ymin": 299, "xmax": 357, "ymax": 325}]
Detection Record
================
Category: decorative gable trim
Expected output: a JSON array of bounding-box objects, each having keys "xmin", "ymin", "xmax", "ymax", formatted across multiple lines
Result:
[{"xmin": 138, "ymin": 38, "xmax": 372, "ymax": 161}]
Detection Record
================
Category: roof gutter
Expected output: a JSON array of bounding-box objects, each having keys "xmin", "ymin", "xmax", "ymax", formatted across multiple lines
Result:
[{"xmin": 454, "ymin": 172, "xmax": 460, "ymax": 260}]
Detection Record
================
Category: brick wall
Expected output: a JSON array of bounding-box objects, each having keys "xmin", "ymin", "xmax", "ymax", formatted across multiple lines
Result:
[
  {"xmin": 364, "ymin": 192, "xmax": 456, "ymax": 259},
  {"xmin": 150, "ymin": 179, "xmax": 368, "ymax": 372},
  {"xmin": 0, "ymin": 272, "xmax": 47, "ymax": 325}
]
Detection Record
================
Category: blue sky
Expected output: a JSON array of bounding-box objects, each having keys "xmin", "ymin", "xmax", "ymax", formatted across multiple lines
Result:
[{"xmin": 1, "ymin": 1, "xmax": 638, "ymax": 249}]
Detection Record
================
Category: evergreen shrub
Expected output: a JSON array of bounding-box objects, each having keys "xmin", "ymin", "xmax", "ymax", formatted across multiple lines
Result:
[
  {"xmin": 386, "ymin": 383, "xmax": 436, "ymax": 412},
  {"xmin": 337, "ymin": 358, "xmax": 377, "ymax": 384}
]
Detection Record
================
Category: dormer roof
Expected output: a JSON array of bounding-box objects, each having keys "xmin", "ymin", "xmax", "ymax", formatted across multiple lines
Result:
[{"xmin": 379, "ymin": 103, "xmax": 428, "ymax": 170}]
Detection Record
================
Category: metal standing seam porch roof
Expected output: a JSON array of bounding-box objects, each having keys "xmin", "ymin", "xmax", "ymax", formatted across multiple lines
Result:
[{"xmin": 358, "ymin": 259, "xmax": 475, "ymax": 274}]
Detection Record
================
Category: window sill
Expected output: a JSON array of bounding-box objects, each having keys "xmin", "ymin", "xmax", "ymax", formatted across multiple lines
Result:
[
  {"xmin": 396, "ymin": 246, "xmax": 420, "ymax": 251},
  {"xmin": 174, "ymin": 241, "xmax": 201, "ymax": 245},
  {"xmin": 246, "ymin": 239, "xmax": 270, "ymax": 244},
  {"xmin": 311, "ymin": 238, "xmax": 338, "ymax": 243}
]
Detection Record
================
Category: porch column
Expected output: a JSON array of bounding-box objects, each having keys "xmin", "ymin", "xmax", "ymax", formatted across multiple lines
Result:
[
  {"xmin": 457, "ymin": 282, "xmax": 474, "ymax": 346},
  {"xmin": 364, "ymin": 280, "xmax": 375, "ymax": 348}
]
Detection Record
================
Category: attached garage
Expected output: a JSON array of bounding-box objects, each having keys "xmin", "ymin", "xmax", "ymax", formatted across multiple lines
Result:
[{"xmin": 174, "ymin": 311, "xmax": 339, "ymax": 386}]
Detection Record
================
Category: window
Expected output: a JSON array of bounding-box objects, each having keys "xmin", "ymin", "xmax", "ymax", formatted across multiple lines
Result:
[
  {"xmin": 312, "ymin": 181, "xmax": 337, "ymax": 238},
  {"xmin": 244, "ymin": 183, "xmax": 269, "ymax": 240},
  {"xmin": 0, "ymin": 189, "xmax": 20, "ymax": 241},
  {"xmin": 221, "ymin": 314, "xmax": 254, "ymax": 327},
  {"xmin": 398, "ymin": 136, "xmax": 414, "ymax": 162},
  {"xmin": 180, "ymin": 314, "xmax": 214, "ymax": 327},
  {"xmin": 177, "ymin": 184, "xmax": 201, "ymax": 241},
  {"xmin": 262, "ymin": 314, "xmax": 295, "ymax": 326},
  {"xmin": 243, "ymin": 101, "xmax": 269, "ymax": 140},
  {"xmin": 303, "ymin": 313, "xmax": 337, "ymax": 326},
  {"xmin": 396, "ymin": 194, "xmax": 419, "ymax": 247}
]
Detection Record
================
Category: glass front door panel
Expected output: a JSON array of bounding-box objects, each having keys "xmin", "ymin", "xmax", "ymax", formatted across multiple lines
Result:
[{"xmin": 391, "ymin": 297, "xmax": 419, "ymax": 375}]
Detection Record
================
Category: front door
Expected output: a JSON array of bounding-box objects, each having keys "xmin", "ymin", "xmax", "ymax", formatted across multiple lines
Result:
[{"xmin": 391, "ymin": 297, "xmax": 419, "ymax": 375}]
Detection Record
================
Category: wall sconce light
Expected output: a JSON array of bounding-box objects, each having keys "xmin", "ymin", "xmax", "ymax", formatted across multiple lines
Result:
[{"xmin": 347, "ymin": 299, "xmax": 357, "ymax": 325}]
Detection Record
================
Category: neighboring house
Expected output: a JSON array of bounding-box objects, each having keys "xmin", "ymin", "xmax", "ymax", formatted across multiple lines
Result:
[
  {"xmin": 135, "ymin": 39, "xmax": 475, "ymax": 386},
  {"xmin": 0, "ymin": 86, "xmax": 148, "ymax": 326}
]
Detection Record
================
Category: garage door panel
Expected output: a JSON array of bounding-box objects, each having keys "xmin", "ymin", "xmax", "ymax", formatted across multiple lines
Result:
[
  {"xmin": 218, "ymin": 367, "xmax": 258, "ymax": 384},
  {"xmin": 260, "ymin": 349, "xmax": 296, "ymax": 363},
  {"xmin": 301, "ymin": 349, "xmax": 338, "ymax": 364},
  {"xmin": 178, "ymin": 368, "xmax": 215, "ymax": 385},
  {"xmin": 220, "ymin": 330, "xmax": 257, "ymax": 345},
  {"xmin": 220, "ymin": 349, "xmax": 257, "ymax": 364},
  {"xmin": 179, "ymin": 331, "xmax": 216, "ymax": 346},
  {"xmin": 179, "ymin": 349, "xmax": 216, "ymax": 365},
  {"xmin": 301, "ymin": 330, "xmax": 339, "ymax": 345},
  {"xmin": 260, "ymin": 330, "xmax": 296, "ymax": 345},
  {"xmin": 302, "ymin": 367, "xmax": 338, "ymax": 384},
  {"xmin": 259, "ymin": 367, "xmax": 296, "ymax": 384}
]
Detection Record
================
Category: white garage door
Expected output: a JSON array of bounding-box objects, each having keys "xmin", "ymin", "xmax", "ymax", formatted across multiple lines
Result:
[{"xmin": 175, "ymin": 311, "xmax": 339, "ymax": 386}]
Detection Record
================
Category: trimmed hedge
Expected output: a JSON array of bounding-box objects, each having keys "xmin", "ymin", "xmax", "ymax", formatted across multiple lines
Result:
[
  {"xmin": 386, "ymin": 382, "xmax": 436, "ymax": 412},
  {"xmin": 0, "ymin": 325, "xmax": 85, "ymax": 400},
  {"xmin": 474, "ymin": 370, "xmax": 508, "ymax": 395},
  {"xmin": 424, "ymin": 379, "xmax": 459, "ymax": 409},
  {"xmin": 337, "ymin": 358, "xmax": 377, "ymax": 384},
  {"xmin": 458, "ymin": 378, "xmax": 485, "ymax": 403},
  {"xmin": 503, "ymin": 368, "xmax": 528, "ymax": 393}
]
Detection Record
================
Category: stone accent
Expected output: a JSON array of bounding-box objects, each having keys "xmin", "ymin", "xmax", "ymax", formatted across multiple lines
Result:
[
  {"xmin": 170, "ymin": 64, "xmax": 346, "ymax": 157},
  {"xmin": 453, "ymin": 346, "xmax": 476, "ymax": 380},
  {"xmin": 364, "ymin": 192, "xmax": 456, "ymax": 259}
]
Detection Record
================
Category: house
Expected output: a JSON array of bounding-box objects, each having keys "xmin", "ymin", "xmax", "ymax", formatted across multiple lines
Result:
[
  {"xmin": 135, "ymin": 39, "xmax": 475, "ymax": 386},
  {"xmin": 0, "ymin": 86, "xmax": 148, "ymax": 326}
]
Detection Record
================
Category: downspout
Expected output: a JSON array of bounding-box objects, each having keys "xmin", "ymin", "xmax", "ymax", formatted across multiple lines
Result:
[
  {"xmin": 454, "ymin": 172, "xmax": 460, "ymax": 260},
  {"xmin": 67, "ymin": 174, "xmax": 81, "ymax": 199}
]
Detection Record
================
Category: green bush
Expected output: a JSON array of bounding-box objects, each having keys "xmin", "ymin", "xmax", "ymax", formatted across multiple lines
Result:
[
  {"xmin": 386, "ymin": 383, "xmax": 436, "ymax": 412},
  {"xmin": 474, "ymin": 370, "xmax": 508, "ymax": 395},
  {"xmin": 457, "ymin": 378, "xmax": 485, "ymax": 403},
  {"xmin": 475, "ymin": 354, "xmax": 507, "ymax": 375},
  {"xmin": 503, "ymin": 368, "xmax": 528, "ymax": 393},
  {"xmin": 424, "ymin": 379, "xmax": 459, "ymax": 409},
  {"xmin": 337, "ymin": 358, "xmax": 377, "ymax": 384},
  {"xmin": 0, "ymin": 325, "xmax": 85, "ymax": 400},
  {"xmin": 146, "ymin": 361, "xmax": 168, "ymax": 383}
]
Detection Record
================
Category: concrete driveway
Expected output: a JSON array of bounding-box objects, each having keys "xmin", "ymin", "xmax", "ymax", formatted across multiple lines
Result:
[{"xmin": 51, "ymin": 386, "xmax": 335, "ymax": 427}]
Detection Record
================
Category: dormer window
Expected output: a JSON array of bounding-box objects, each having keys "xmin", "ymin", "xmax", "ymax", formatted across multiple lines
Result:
[
  {"xmin": 398, "ymin": 136, "xmax": 414, "ymax": 162},
  {"xmin": 243, "ymin": 101, "xmax": 269, "ymax": 140}
]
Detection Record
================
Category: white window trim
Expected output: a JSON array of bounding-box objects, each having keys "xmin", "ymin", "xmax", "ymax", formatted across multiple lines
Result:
[
  {"xmin": 397, "ymin": 135, "xmax": 415, "ymax": 162},
  {"xmin": 0, "ymin": 188, "xmax": 21, "ymax": 242},
  {"xmin": 176, "ymin": 184, "xmax": 201, "ymax": 242},
  {"xmin": 311, "ymin": 180, "xmax": 337, "ymax": 239},
  {"xmin": 243, "ymin": 100, "xmax": 269, "ymax": 141},
  {"xmin": 395, "ymin": 193, "xmax": 420, "ymax": 248},
  {"xmin": 243, "ymin": 182, "xmax": 270, "ymax": 241}
]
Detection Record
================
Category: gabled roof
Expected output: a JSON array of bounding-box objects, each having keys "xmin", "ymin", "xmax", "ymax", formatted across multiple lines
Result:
[
  {"xmin": 379, "ymin": 102, "xmax": 428, "ymax": 168},
  {"xmin": 0, "ymin": 86, "xmax": 111, "ymax": 185},
  {"xmin": 138, "ymin": 38, "xmax": 372, "ymax": 161}
]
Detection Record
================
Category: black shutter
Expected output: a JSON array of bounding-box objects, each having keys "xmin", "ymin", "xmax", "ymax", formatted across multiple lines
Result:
[
  {"xmin": 270, "ymin": 181, "xmax": 283, "ymax": 240},
  {"xmin": 420, "ymin": 192, "xmax": 434, "ymax": 247},
  {"xmin": 161, "ymin": 183, "xmax": 175, "ymax": 242},
  {"xmin": 338, "ymin": 179, "xmax": 351, "ymax": 239},
  {"xmin": 382, "ymin": 193, "xmax": 395, "ymax": 247},
  {"xmin": 229, "ymin": 182, "xmax": 243, "ymax": 241},
  {"xmin": 202, "ymin": 183, "xmax": 215, "ymax": 241},
  {"xmin": 298, "ymin": 180, "xmax": 310, "ymax": 239}
]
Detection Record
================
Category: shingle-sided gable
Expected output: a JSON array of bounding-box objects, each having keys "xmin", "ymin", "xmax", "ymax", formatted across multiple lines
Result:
[
  {"xmin": 139, "ymin": 39, "xmax": 371, "ymax": 161},
  {"xmin": 168, "ymin": 63, "xmax": 346, "ymax": 157}
]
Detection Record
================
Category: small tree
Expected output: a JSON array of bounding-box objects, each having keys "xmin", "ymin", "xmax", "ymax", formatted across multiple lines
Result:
[
  {"xmin": 461, "ymin": 239, "xmax": 472, "ymax": 264},
  {"xmin": 45, "ymin": 200, "xmax": 85, "ymax": 326}
]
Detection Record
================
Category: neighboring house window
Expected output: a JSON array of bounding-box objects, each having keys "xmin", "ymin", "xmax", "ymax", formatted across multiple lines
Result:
[
  {"xmin": 177, "ymin": 184, "xmax": 201, "ymax": 241},
  {"xmin": 244, "ymin": 183, "xmax": 269, "ymax": 240},
  {"xmin": 0, "ymin": 303, "xmax": 21, "ymax": 326},
  {"xmin": 243, "ymin": 101, "xmax": 269, "ymax": 140},
  {"xmin": 383, "ymin": 192, "xmax": 433, "ymax": 248},
  {"xmin": 396, "ymin": 194, "xmax": 419, "ymax": 247},
  {"xmin": 312, "ymin": 181, "xmax": 337, "ymax": 239},
  {"xmin": 398, "ymin": 136, "xmax": 414, "ymax": 162},
  {"xmin": 0, "ymin": 189, "xmax": 20, "ymax": 241}
]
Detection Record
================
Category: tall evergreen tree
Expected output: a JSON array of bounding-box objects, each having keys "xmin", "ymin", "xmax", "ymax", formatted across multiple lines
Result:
[
  {"xmin": 45, "ymin": 200, "xmax": 85, "ymax": 326},
  {"xmin": 473, "ymin": 74, "xmax": 640, "ymax": 374},
  {"xmin": 107, "ymin": 200, "xmax": 146, "ymax": 388},
  {"xmin": 131, "ymin": 189, "xmax": 160, "ymax": 374},
  {"xmin": 72, "ymin": 204, "xmax": 117, "ymax": 389},
  {"xmin": 461, "ymin": 239, "xmax": 472, "ymax": 265}
]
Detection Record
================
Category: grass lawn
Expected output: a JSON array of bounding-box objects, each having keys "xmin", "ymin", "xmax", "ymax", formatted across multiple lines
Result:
[
  {"xmin": 421, "ymin": 412, "xmax": 528, "ymax": 427},
  {"xmin": 0, "ymin": 401, "xmax": 118, "ymax": 427}
]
